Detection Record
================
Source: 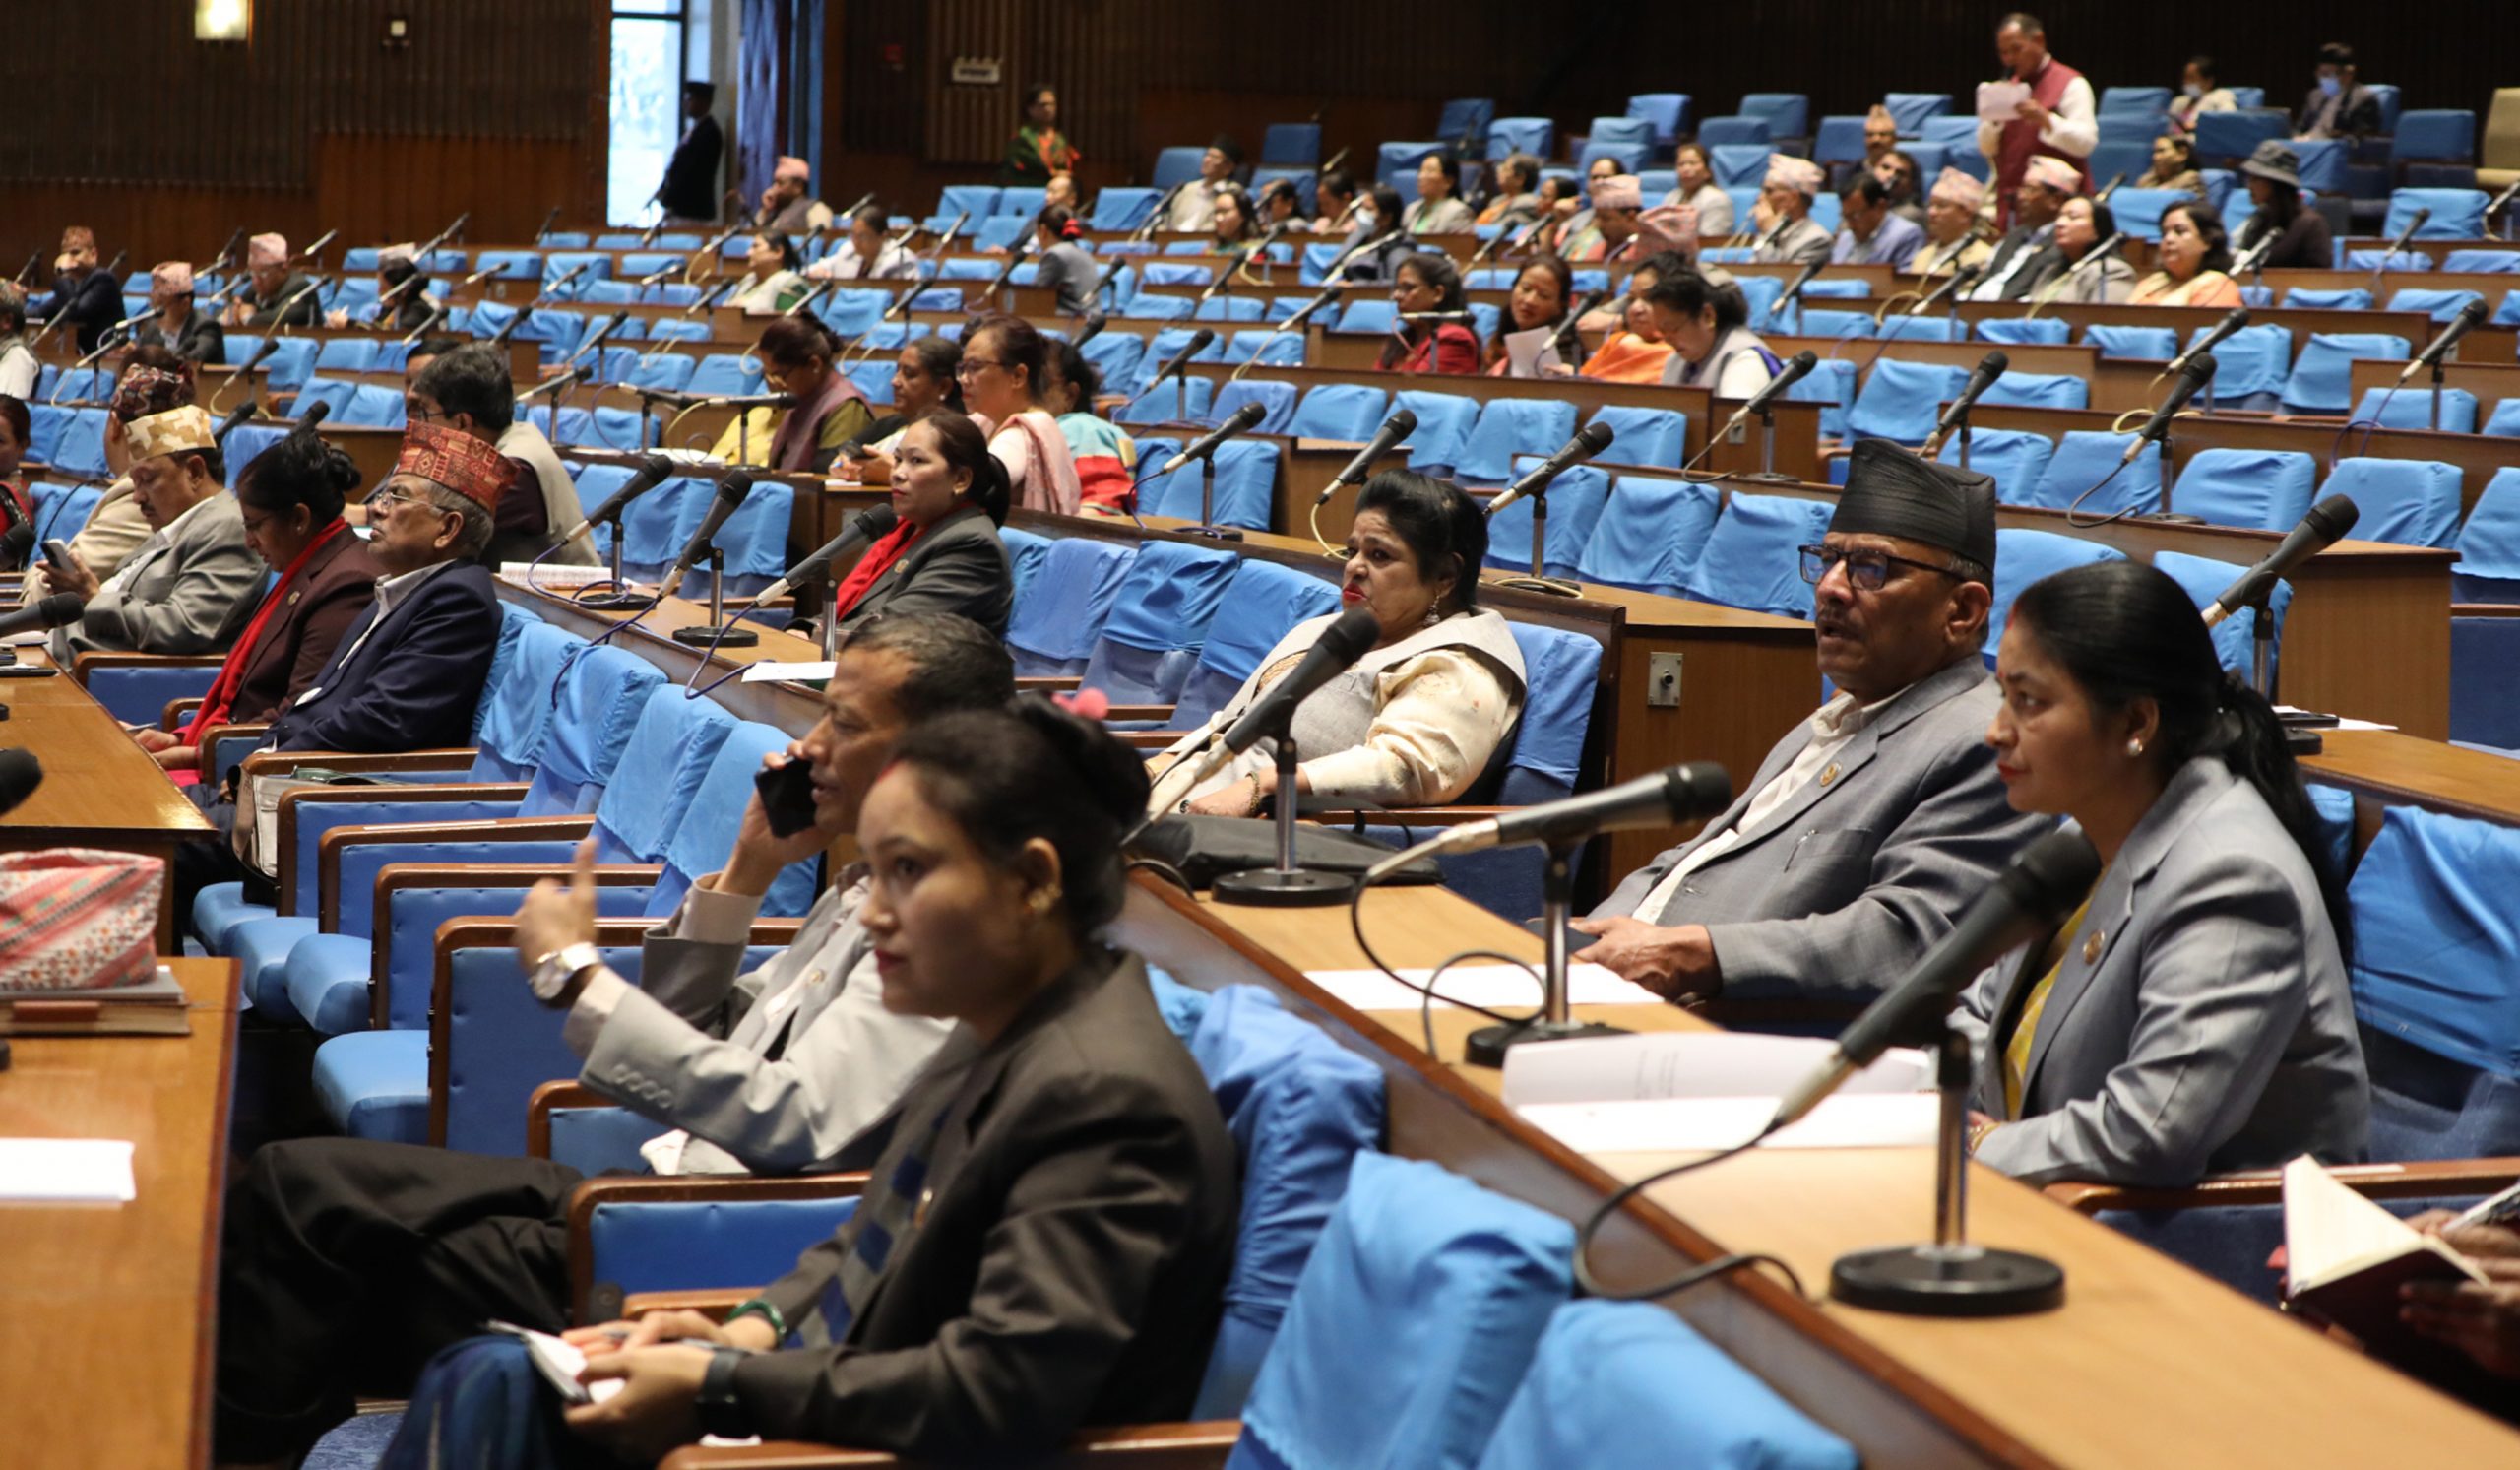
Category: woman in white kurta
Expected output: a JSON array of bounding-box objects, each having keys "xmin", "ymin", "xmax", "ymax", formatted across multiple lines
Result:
[{"xmin": 1148, "ymin": 472, "xmax": 1526, "ymax": 816}]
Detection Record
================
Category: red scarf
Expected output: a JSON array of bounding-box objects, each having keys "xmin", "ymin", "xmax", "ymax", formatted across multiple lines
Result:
[
  {"xmin": 827, "ymin": 516, "xmax": 926, "ymax": 623},
  {"xmin": 182, "ymin": 519, "xmax": 349, "ymax": 740}
]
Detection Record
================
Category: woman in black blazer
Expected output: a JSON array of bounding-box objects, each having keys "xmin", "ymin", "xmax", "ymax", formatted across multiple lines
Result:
[
  {"xmin": 828, "ymin": 410, "xmax": 1016, "ymax": 637},
  {"xmin": 386, "ymin": 698, "xmax": 1239, "ymax": 1466}
]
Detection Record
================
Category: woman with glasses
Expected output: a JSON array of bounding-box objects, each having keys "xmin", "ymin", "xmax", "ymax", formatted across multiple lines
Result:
[
  {"xmin": 958, "ymin": 314, "xmax": 1081, "ymax": 516},
  {"xmin": 755, "ymin": 316, "xmax": 874, "ymax": 474},
  {"xmin": 128, "ymin": 422, "xmax": 380, "ymax": 783},
  {"xmin": 1377, "ymin": 252, "xmax": 1480, "ymax": 375},
  {"xmin": 1958, "ymin": 558, "xmax": 2367, "ymax": 1186}
]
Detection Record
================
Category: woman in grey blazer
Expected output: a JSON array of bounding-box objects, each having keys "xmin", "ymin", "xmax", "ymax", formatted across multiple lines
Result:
[
  {"xmin": 1960, "ymin": 560, "xmax": 2368, "ymax": 1187},
  {"xmin": 828, "ymin": 411, "xmax": 1014, "ymax": 638}
]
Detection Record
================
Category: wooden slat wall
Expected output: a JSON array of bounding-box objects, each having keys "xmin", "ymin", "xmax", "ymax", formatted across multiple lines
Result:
[{"xmin": 0, "ymin": 0, "xmax": 602, "ymax": 269}]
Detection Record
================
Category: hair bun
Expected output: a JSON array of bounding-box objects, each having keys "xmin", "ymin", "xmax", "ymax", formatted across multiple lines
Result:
[{"xmin": 1009, "ymin": 693, "xmax": 1149, "ymax": 827}]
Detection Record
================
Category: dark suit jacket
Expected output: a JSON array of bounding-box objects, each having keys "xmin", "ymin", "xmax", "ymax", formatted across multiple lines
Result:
[
  {"xmin": 659, "ymin": 114, "xmax": 724, "ymax": 220},
  {"xmin": 130, "ymin": 311, "xmax": 225, "ymax": 365},
  {"xmin": 222, "ymin": 532, "xmax": 381, "ymax": 726},
  {"xmin": 38, "ymin": 269, "xmax": 121, "ymax": 353},
  {"xmin": 241, "ymin": 272, "xmax": 320, "ymax": 330},
  {"xmin": 836, "ymin": 504, "xmax": 1013, "ymax": 637},
  {"xmin": 735, "ymin": 950, "xmax": 1237, "ymax": 1461},
  {"xmin": 259, "ymin": 559, "xmax": 500, "ymax": 754},
  {"xmin": 2295, "ymin": 84, "xmax": 2383, "ymax": 140}
]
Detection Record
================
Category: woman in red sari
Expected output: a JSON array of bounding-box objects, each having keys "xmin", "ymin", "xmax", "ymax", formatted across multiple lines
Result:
[{"xmin": 133, "ymin": 424, "xmax": 380, "ymax": 781}]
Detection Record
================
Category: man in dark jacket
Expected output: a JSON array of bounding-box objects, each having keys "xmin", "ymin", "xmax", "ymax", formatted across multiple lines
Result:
[
  {"xmin": 2294, "ymin": 41, "xmax": 2385, "ymax": 141},
  {"xmin": 657, "ymin": 82, "xmax": 725, "ymax": 224},
  {"xmin": 34, "ymin": 226, "xmax": 122, "ymax": 353}
]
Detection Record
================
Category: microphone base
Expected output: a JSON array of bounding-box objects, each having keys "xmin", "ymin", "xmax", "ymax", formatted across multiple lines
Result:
[
  {"xmin": 1211, "ymin": 867, "xmax": 1357, "ymax": 909},
  {"xmin": 1179, "ymin": 524, "xmax": 1246, "ymax": 543},
  {"xmin": 1464, "ymin": 1017, "xmax": 1629, "ymax": 1070},
  {"xmin": 1492, "ymin": 575, "xmax": 1582, "ymax": 599},
  {"xmin": 671, "ymin": 623, "xmax": 759, "ymax": 648},
  {"xmin": 1829, "ymin": 1244, "xmax": 2065, "ymax": 1317},
  {"xmin": 1726, "ymin": 471, "xmax": 1803, "ymax": 484},
  {"xmin": 573, "ymin": 592, "xmax": 659, "ymax": 614}
]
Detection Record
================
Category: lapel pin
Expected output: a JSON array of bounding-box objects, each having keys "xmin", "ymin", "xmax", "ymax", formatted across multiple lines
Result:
[
  {"xmin": 2082, "ymin": 929, "xmax": 2106, "ymax": 965},
  {"xmin": 1819, "ymin": 762, "xmax": 1839, "ymax": 787}
]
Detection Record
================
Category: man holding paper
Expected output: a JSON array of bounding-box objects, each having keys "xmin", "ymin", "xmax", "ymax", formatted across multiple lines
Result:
[
  {"xmin": 1574, "ymin": 441, "xmax": 2048, "ymax": 1006},
  {"xmin": 1975, "ymin": 12, "xmax": 2095, "ymax": 226}
]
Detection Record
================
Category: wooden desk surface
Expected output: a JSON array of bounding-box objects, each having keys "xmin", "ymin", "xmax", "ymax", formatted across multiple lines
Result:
[
  {"xmin": 1118, "ymin": 878, "xmax": 2520, "ymax": 1467},
  {"xmin": 2302, "ymin": 729, "xmax": 2520, "ymax": 860},
  {"xmin": 0, "ymin": 955, "xmax": 239, "ymax": 1470}
]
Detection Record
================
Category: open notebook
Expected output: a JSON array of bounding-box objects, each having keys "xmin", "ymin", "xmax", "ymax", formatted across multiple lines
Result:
[
  {"xmin": 1500, "ymin": 1032, "xmax": 1938, "ymax": 1154},
  {"xmin": 2282, "ymin": 1156, "xmax": 2493, "ymax": 1375}
]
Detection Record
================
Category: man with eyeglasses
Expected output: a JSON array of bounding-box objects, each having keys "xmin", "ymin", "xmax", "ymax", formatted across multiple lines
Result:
[
  {"xmin": 171, "ymin": 422, "xmax": 512, "ymax": 919},
  {"xmin": 1574, "ymin": 439, "xmax": 2048, "ymax": 1006},
  {"xmin": 408, "ymin": 343, "xmax": 598, "ymax": 569}
]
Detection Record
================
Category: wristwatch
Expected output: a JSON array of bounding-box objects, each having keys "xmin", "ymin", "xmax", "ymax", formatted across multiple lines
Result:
[
  {"xmin": 695, "ymin": 1345, "xmax": 755, "ymax": 1439},
  {"xmin": 528, "ymin": 940, "xmax": 604, "ymax": 1006}
]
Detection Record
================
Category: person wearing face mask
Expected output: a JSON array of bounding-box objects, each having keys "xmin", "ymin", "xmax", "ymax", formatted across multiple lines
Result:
[
  {"xmin": 128, "ymin": 423, "xmax": 379, "ymax": 783},
  {"xmin": 2168, "ymin": 55, "xmax": 2236, "ymax": 135},
  {"xmin": 830, "ymin": 412, "xmax": 1015, "ymax": 637},
  {"xmin": 1148, "ymin": 470, "xmax": 1526, "ymax": 817},
  {"xmin": 1576, "ymin": 440, "xmax": 2048, "ymax": 1006},
  {"xmin": 2130, "ymin": 199, "xmax": 2242, "ymax": 307},
  {"xmin": 382, "ymin": 696, "xmax": 1236, "ymax": 1469},
  {"xmin": 209, "ymin": 615, "xmax": 1011, "ymax": 1468},
  {"xmin": 2294, "ymin": 41, "xmax": 2382, "ymax": 142},
  {"xmin": 1958, "ymin": 558, "xmax": 2367, "ymax": 1186},
  {"xmin": 2025, "ymin": 198, "xmax": 2134, "ymax": 305},
  {"xmin": 44, "ymin": 405, "xmax": 263, "ymax": 663},
  {"xmin": 1662, "ymin": 142, "xmax": 1735, "ymax": 236}
]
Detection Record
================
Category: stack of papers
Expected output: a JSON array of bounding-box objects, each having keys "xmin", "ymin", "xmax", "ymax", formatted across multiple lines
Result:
[
  {"xmin": 1501, "ymin": 1032, "xmax": 1939, "ymax": 1153},
  {"xmin": 0, "ymin": 1139, "xmax": 136, "ymax": 1203},
  {"xmin": 1303, "ymin": 963, "xmax": 1662, "ymax": 1012}
]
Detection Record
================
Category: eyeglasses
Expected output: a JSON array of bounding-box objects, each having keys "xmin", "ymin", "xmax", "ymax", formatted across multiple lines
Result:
[
  {"xmin": 955, "ymin": 358, "xmax": 1005, "ymax": 379},
  {"xmin": 1798, "ymin": 543, "xmax": 1961, "ymax": 591},
  {"xmin": 365, "ymin": 486, "xmax": 423, "ymax": 514}
]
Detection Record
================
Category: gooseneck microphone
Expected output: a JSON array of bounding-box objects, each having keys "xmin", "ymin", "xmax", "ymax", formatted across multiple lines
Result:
[
  {"xmin": 756, "ymin": 506, "xmax": 899, "ymax": 605},
  {"xmin": 2121, "ymin": 352, "xmax": 2217, "ymax": 463},
  {"xmin": 1312, "ymin": 409, "xmax": 1417, "ymax": 507},
  {"xmin": 1767, "ymin": 827, "xmax": 2103, "ymax": 1133},
  {"xmin": 1484, "ymin": 421, "xmax": 1614, "ymax": 518},
  {"xmin": 1167, "ymin": 606, "xmax": 1382, "ymax": 793},
  {"xmin": 1920, "ymin": 351, "xmax": 2009, "ymax": 458},
  {"xmin": 2202, "ymin": 495, "xmax": 2361, "ymax": 627},
  {"xmin": 660, "ymin": 471, "xmax": 757, "ymax": 593},
  {"xmin": 2399, "ymin": 299, "xmax": 2490, "ymax": 386},
  {"xmin": 0, "ymin": 594, "xmax": 88, "ymax": 639},
  {"xmin": 2168, "ymin": 308, "xmax": 2249, "ymax": 379},
  {"xmin": 1156, "ymin": 401, "xmax": 1268, "ymax": 476},
  {"xmin": 1365, "ymin": 763, "xmax": 1733, "ymax": 882}
]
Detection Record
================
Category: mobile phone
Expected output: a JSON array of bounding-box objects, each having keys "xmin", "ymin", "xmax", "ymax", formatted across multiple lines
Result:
[
  {"xmin": 843, "ymin": 442, "xmax": 876, "ymax": 461},
  {"xmin": 41, "ymin": 540, "xmax": 71, "ymax": 570},
  {"xmin": 0, "ymin": 667, "xmax": 57, "ymax": 678},
  {"xmin": 753, "ymin": 756, "xmax": 821, "ymax": 838}
]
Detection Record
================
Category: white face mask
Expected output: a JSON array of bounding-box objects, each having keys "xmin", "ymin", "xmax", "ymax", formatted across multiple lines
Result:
[
  {"xmin": 2182, "ymin": 83, "xmax": 2203, "ymax": 100},
  {"xmin": 2318, "ymin": 75, "xmax": 2343, "ymax": 97}
]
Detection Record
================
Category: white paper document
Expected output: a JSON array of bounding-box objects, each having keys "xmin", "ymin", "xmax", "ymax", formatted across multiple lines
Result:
[
  {"xmin": 1502, "ymin": 327, "xmax": 1565, "ymax": 378},
  {"xmin": 0, "ymin": 1138, "xmax": 137, "ymax": 1203},
  {"xmin": 742, "ymin": 661, "xmax": 838, "ymax": 684},
  {"xmin": 1500, "ymin": 1032, "xmax": 1937, "ymax": 1154},
  {"xmin": 499, "ymin": 563, "xmax": 613, "ymax": 588},
  {"xmin": 1976, "ymin": 80, "xmax": 2033, "ymax": 126},
  {"xmin": 1304, "ymin": 963, "xmax": 1661, "ymax": 1012}
]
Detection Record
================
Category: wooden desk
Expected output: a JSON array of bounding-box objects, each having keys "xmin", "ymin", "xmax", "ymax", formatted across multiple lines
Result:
[
  {"xmin": 1113, "ymin": 879, "xmax": 2520, "ymax": 1467},
  {"xmin": 1949, "ymin": 299, "xmax": 2438, "ymax": 361},
  {"xmin": 1768, "ymin": 333, "xmax": 2163, "ymax": 415},
  {"xmin": 2302, "ymin": 727, "xmax": 2520, "ymax": 857},
  {"xmin": 0, "ymin": 955, "xmax": 239, "ymax": 1470},
  {"xmin": 2347, "ymin": 356, "xmax": 2520, "ymax": 421},
  {"xmin": 0, "ymin": 659, "xmax": 215, "ymax": 946}
]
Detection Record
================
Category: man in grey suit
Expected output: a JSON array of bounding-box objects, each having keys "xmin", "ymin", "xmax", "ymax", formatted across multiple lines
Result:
[
  {"xmin": 43, "ymin": 404, "xmax": 262, "ymax": 662},
  {"xmin": 211, "ymin": 615, "xmax": 1017, "ymax": 1466},
  {"xmin": 1574, "ymin": 439, "xmax": 2050, "ymax": 1006}
]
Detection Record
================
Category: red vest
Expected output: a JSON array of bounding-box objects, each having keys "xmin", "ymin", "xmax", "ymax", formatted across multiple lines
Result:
[{"xmin": 1996, "ymin": 57, "xmax": 2091, "ymax": 224}]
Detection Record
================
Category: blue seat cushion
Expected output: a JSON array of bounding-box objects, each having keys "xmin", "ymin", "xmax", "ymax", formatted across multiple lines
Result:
[
  {"xmin": 286, "ymin": 932, "xmax": 384, "ymax": 1037},
  {"xmin": 311, "ymin": 1031, "xmax": 430, "ymax": 1144},
  {"xmin": 230, "ymin": 917, "xmax": 323, "ymax": 1021},
  {"xmin": 194, "ymin": 882, "xmax": 276, "ymax": 953}
]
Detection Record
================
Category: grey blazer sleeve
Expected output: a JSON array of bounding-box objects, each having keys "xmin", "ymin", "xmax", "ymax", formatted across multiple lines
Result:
[
  {"xmin": 1705, "ymin": 739, "xmax": 2048, "ymax": 1004},
  {"xmin": 86, "ymin": 511, "xmax": 262, "ymax": 654},
  {"xmin": 859, "ymin": 520, "xmax": 1011, "ymax": 631},
  {"xmin": 1973, "ymin": 851, "xmax": 2316, "ymax": 1188}
]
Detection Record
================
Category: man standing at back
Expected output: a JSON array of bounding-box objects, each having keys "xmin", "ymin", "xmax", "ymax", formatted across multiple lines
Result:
[
  {"xmin": 657, "ymin": 82, "xmax": 724, "ymax": 224},
  {"xmin": 1574, "ymin": 441, "xmax": 2049, "ymax": 1007},
  {"xmin": 1976, "ymin": 13, "xmax": 2095, "ymax": 226}
]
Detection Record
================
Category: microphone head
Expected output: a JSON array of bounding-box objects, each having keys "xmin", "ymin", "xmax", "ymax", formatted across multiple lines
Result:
[
  {"xmin": 2411, "ymin": 207, "xmax": 2432, "ymax": 227},
  {"xmin": 35, "ymin": 593, "xmax": 87, "ymax": 628},
  {"xmin": 1322, "ymin": 603, "xmax": 1383, "ymax": 659},
  {"xmin": 2225, "ymin": 307, "xmax": 2251, "ymax": 330},
  {"xmin": 1385, "ymin": 407, "xmax": 1418, "ymax": 436},
  {"xmin": 2181, "ymin": 350, "xmax": 2218, "ymax": 384},
  {"xmin": 638, "ymin": 452, "xmax": 672, "ymax": 480},
  {"xmin": 855, "ymin": 504, "xmax": 901, "ymax": 538},
  {"xmin": 2457, "ymin": 299, "xmax": 2490, "ymax": 329},
  {"xmin": 1657, "ymin": 761, "xmax": 1733, "ymax": 823},
  {"xmin": 2305, "ymin": 492, "xmax": 2361, "ymax": 542},
  {"xmin": 718, "ymin": 470, "xmax": 757, "ymax": 501},
  {"xmin": 1999, "ymin": 828, "xmax": 2105, "ymax": 922},
  {"xmin": 1320, "ymin": 285, "xmax": 1345, "ymax": 304},
  {"xmin": 0, "ymin": 748, "xmax": 41, "ymax": 813},
  {"xmin": 297, "ymin": 399, "xmax": 332, "ymax": 427},
  {"xmin": 0, "ymin": 524, "xmax": 34, "ymax": 561},
  {"xmin": 1575, "ymin": 420, "xmax": 1615, "ymax": 454},
  {"xmin": 1184, "ymin": 327, "xmax": 1218, "ymax": 353},
  {"xmin": 1978, "ymin": 349, "xmax": 2009, "ymax": 376},
  {"xmin": 1226, "ymin": 401, "xmax": 1268, "ymax": 431}
]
